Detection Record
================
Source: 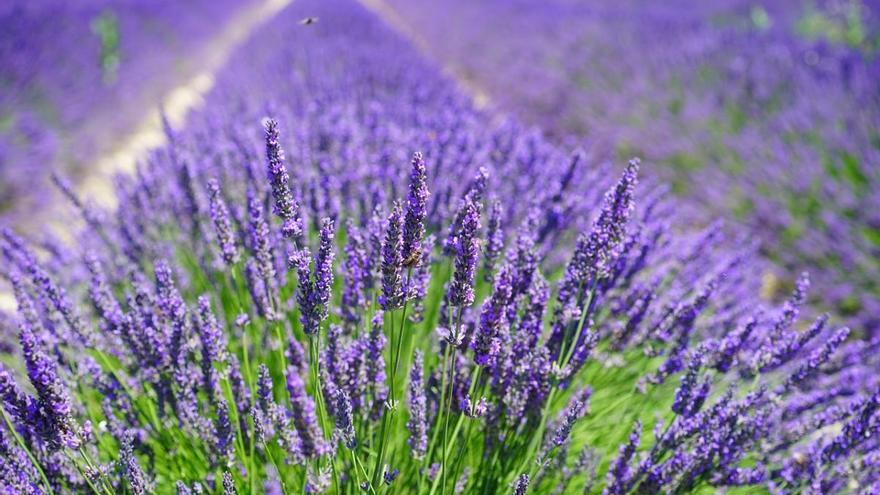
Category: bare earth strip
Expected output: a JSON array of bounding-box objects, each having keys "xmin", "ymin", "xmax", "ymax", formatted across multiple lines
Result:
[
  {"xmin": 75, "ymin": 0, "xmax": 294, "ymax": 208},
  {"xmin": 355, "ymin": 0, "xmax": 491, "ymax": 110}
]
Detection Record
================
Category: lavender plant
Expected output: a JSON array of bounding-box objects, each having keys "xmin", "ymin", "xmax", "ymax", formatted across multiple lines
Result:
[{"xmin": 0, "ymin": 0, "xmax": 878, "ymax": 494}]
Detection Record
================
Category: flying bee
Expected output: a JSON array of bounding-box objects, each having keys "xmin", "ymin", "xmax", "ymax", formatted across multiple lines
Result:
[{"xmin": 300, "ymin": 17, "xmax": 318, "ymax": 25}]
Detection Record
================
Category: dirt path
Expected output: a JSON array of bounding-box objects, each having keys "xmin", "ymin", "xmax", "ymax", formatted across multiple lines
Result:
[
  {"xmin": 355, "ymin": 0, "xmax": 491, "ymax": 110},
  {"xmin": 76, "ymin": 0, "xmax": 294, "ymax": 207}
]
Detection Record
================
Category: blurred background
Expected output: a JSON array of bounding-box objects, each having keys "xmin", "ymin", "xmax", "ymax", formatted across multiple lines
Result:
[
  {"xmin": 1, "ymin": 0, "xmax": 878, "ymax": 332},
  {"xmin": 382, "ymin": 0, "xmax": 880, "ymax": 336},
  {"xmin": 1, "ymin": 0, "xmax": 267, "ymax": 222}
]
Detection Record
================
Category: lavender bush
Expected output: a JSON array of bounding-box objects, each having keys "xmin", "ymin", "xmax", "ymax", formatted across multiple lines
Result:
[
  {"xmin": 0, "ymin": 0, "xmax": 878, "ymax": 493},
  {"xmin": 384, "ymin": 0, "xmax": 880, "ymax": 338}
]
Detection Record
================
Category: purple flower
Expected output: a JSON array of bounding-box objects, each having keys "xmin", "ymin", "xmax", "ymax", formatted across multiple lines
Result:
[
  {"xmin": 473, "ymin": 263, "xmax": 514, "ymax": 366},
  {"xmin": 0, "ymin": 365, "xmax": 34, "ymax": 427},
  {"xmin": 604, "ymin": 420, "xmax": 641, "ymax": 495},
  {"xmin": 713, "ymin": 314, "xmax": 760, "ymax": 373},
  {"xmin": 780, "ymin": 326, "xmax": 851, "ymax": 392},
  {"xmin": 85, "ymin": 255, "xmax": 124, "ymax": 335},
  {"xmin": 292, "ymin": 218, "xmax": 335, "ymax": 335},
  {"xmin": 196, "ymin": 295, "xmax": 227, "ymax": 400},
  {"xmin": 672, "ymin": 346, "xmax": 711, "ymax": 417},
  {"xmin": 3, "ymin": 229, "xmax": 89, "ymax": 343},
  {"xmin": 444, "ymin": 167, "xmax": 489, "ymax": 255},
  {"xmin": 120, "ymin": 432, "xmax": 151, "ymax": 495},
  {"xmin": 341, "ymin": 220, "xmax": 370, "ymax": 326},
  {"xmin": 367, "ymin": 312, "xmax": 388, "ymax": 418},
  {"xmin": 482, "ymin": 199, "xmax": 504, "ymax": 283},
  {"xmin": 286, "ymin": 367, "xmax": 326, "ymax": 458},
  {"xmin": 215, "ymin": 399, "xmax": 235, "ymax": 460},
  {"xmin": 402, "ymin": 151, "xmax": 429, "ymax": 268},
  {"xmin": 379, "ymin": 201, "xmax": 405, "ymax": 311},
  {"xmin": 448, "ymin": 198, "xmax": 481, "ymax": 308},
  {"xmin": 223, "ymin": 471, "xmax": 237, "ymax": 495},
  {"xmin": 507, "ymin": 209, "xmax": 540, "ymax": 297},
  {"xmin": 549, "ymin": 161, "xmax": 638, "ymax": 357},
  {"xmin": 752, "ymin": 272, "xmax": 811, "ymax": 371},
  {"xmin": 334, "ymin": 391, "xmax": 356, "ymax": 449},
  {"xmin": 384, "ymin": 467, "xmax": 400, "ymax": 486},
  {"xmin": 406, "ymin": 350, "xmax": 428, "ymax": 459},
  {"xmin": 257, "ymin": 364, "xmax": 275, "ymax": 414},
  {"xmin": 154, "ymin": 259, "xmax": 189, "ymax": 370},
  {"xmin": 572, "ymin": 159, "xmax": 639, "ymax": 282},
  {"xmin": 19, "ymin": 320, "xmax": 81, "ymax": 450},
  {"xmin": 821, "ymin": 389, "xmax": 880, "ymax": 464},
  {"xmin": 550, "ymin": 387, "xmax": 591, "ymax": 449},
  {"xmin": 459, "ymin": 394, "xmax": 488, "ymax": 418},
  {"xmin": 248, "ymin": 190, "xmax": 277, "ymax": 290},
  {"xmin": 287, "ymin": 337, "xmax": 308, "ymax": 375},
  {"xmin": 176, "ymin": 481, "xmax": 193, "ymax": 495},
  {"xmin": 207, "ymin": 178, "xmax": 239, "ymax": 265},
  {"xmin": 265, "ymin": 118, "xmax": 302, "ymax": 239},
  {"xmin": 513, "ymin": 474, "xmax": 529, "ymax": 495},
  {"xmin": 252, "ymin": 405, "xmax": 267, "ymax": 445},
  {"xmin": 245, "ymin": 258, "xmax": 274, "ymax": 321},
  {"xmin": 322, "ymin": 325, "xmax": 344, "ymax": 414}
]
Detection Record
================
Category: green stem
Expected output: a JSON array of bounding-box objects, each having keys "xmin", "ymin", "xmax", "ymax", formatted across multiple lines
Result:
[
  {"xmin": 371, "ymin": 311, "xmax": 397, "ymax": 490},
  {"xmin": 448, "ymin": 368, "xmax": 484, "ymax": 489},
  {"xmin": 263, "ymin": 441, "xmax": 290, "ymax": 495},
  {"xmin": 510, "ymin": 282, "xmax": 599, "ymax": 487},
  {"xmin": 308, "ymin": 335, "xmax": 340, "ymax": 493},
  {"xmin": 81, "ymin": 447, "xmax": 117, "ymax": 495},
  {"xmin": 419, "ymin": 339, "xmax": 451, "ymax": 493},
  {"xmin": 439, "ymin": 307, "xmax": 464, "ymax": 495},
  {"xmin": 63, "ymin": 449, "xmax": 107, "ymax": 495}
]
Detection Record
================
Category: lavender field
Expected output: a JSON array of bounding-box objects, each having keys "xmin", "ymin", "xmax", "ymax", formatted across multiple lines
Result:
[{"xmin": 0, "ymin": 0, "xmax": 878, "ymax": 494}]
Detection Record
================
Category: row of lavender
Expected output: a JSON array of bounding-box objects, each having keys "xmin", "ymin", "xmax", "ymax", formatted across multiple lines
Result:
[
  {"xmin": 0, "ymin": 0, "xmax": 253, "ymax": 220},
  {"xmin": 1, "ymin": 0, "xmax": 878, "ymax": 493},
  {"xmin": 384, "ymin": 0, "xmax": 880, "ymax": 337}
]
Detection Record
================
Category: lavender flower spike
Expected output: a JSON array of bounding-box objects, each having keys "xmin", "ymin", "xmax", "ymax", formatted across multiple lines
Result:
[
  {"xmin": 577, "ymin": 159, "xmax": 639, "ymax": 282},
  {"xmin": 20, "ymin": 320, "xmax": 81, "ymax": 450},
  {"xmin": 473, "ymin": 263, "xmax": 514, "ymax": 366},
  {"xmin": 448, "ymin": 198, "xmax": 481, "ymax": 308},
  {"xmin": 215, "ymin": 399, "xmax": 235, "ymax": 460},
  {"xmin": 207, "ymin": 178, "xmax": 239, "ymax": 265},
  {"xmin": 604, "ymin": 420, "xmax": 642, "ymax": 495},
  {"xmin": 286, "ymin": 366, "xmax": 325, "ymax": 458},
  {"xmin": 367, "ymin": 312, "xmax": 388, "ymax": 418},
  {"xmin": 402, "ymin": 151, "xmax": 429, "ymax": 268},
  {"xmin": 265, "ymin": 118, "xmax": 302, "ymax": 239},
  {"xmin": 482, "ymin": 199, "xmax": 504, "ymax": 282},
  {"xmin": 406, "ymin": 350, "xmax": 428, "ymax": 459},
  {"xmin": 334, "ymin": 391, "xmax": 356, "ymax": 449},
  {"xmin": 223, "ymin": 471, "xmax": 237, "ymax": 495},
  {"xmin": 672, "ymin": 346, "xmax": 711, "ymax": 418},
  {"xmin": 293, "ymin": 218, "xmax": 335, "ymax": 335},
  {"xmin": 513, "ymin": 474, "xmax": 529, "ymax": 495},
  {"xmin": 196, "ymin": 294, "xmax": 227, "ymax": 399},
  {"xmin": 379, "ymin": 201, "xmax": 405, "ymax": 311},
  {"xmin": 120, "ymin": 432, "xmax": 152, "ymax": 495},
  {"xmin": 314, "ymin": 218, "xmax": 336, "ymax": 315}
]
